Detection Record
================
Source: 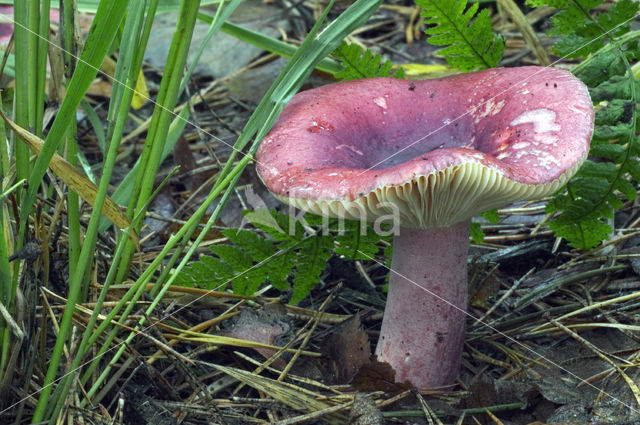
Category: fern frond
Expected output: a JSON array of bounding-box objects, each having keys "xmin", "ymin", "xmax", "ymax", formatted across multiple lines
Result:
[
  {"xmin": 291, "ymin": 236, "xmax": 333, "ymax": 304},
  {"xmin": 547, "ymin": 62, "xmax": 639, "ymax": 248},
  {"xmin": 416, "ymin": 0, "xmax": 504, "ymax": 71},
  {"xmin": 526, "ymin": 0, "xmax": 638, "ymax": 58},
  {"xmin": 172, "ymin": 209, "xmax": 387, "ymax": 303},
  {"xmin": 332, "ymin": 42, "xmax": 404, "ymax": 81},
  {"xmin": 524, "ymin": 0, "xmax": 640, "ymax": 249},
  {"xmin": 334, "ymin": 221, "xmax": 380, "ymax": 260}
]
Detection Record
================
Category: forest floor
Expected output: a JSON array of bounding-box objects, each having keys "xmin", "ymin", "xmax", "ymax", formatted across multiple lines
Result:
[{"xmin": 6, "ymin": 1, "xmax": 640, "ymax": 424}]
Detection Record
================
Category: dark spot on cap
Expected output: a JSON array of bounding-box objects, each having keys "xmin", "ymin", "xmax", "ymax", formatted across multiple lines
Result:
[{"xmin": 287, "ymin": 161, "xmax": 293, "ymax": 165}]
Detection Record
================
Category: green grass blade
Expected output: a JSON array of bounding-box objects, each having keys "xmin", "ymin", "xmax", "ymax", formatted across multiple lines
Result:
[
  {"xmin": 13, "ymin": 1, "xmax": 30, "ymax": 181},
  {"xmin": 214, "ymin": 20, "xmax": 344, "ymax": 75},
  {"xmin": 28, "ymin": 2, "xmax": 131, "ymax": 422},
  {"xmin": 82, "ymin": 0, "xmax": 383, "ymax": 400},
  {"xmin": 115, "ymin": 0, "xmax": 201, "ymax": 281}
]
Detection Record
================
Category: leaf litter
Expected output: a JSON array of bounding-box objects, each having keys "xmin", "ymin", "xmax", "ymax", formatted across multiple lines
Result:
[{"xmin": 5, "ymin": 1, "xmax": 640, "ymax": 424}]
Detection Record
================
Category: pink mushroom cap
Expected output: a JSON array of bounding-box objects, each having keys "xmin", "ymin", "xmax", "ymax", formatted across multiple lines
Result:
[
  {"xmin": 256, "ymin": 66, "xmax": 594, "ymax": 388},
  {"xmin": 0, "ymin": 7, "xmax": 60, "ymax": 48},
  {"xmin": 256, "ymin": 66, "xmax": 593, "ymax": 228}
]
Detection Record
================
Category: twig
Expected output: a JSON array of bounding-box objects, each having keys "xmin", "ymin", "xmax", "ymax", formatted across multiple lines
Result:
[
  {"xmin": 278, "ymin": 283, "xmax": 341, "ymax": 381},
  {"xmin": 546, "ymin": 315, "xmax": 640, "ymax": 409},
  {"xmin": 473, "ymin": 267, "xmax": 535, "ymax": 327}
]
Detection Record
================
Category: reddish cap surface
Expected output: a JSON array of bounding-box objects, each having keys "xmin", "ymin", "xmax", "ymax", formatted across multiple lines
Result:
[
  {"xmin": 256, "ymin": 67, "xmax": 594, "ymax": 228},
  {"xmin": 0, "ymin": 7, "xmax": 60, "ymax": 48}
]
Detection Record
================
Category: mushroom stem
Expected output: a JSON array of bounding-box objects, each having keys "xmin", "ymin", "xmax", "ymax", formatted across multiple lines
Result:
[{"xmin": 375, "ymin": 220, "xmax": 469, "ymax": 388}]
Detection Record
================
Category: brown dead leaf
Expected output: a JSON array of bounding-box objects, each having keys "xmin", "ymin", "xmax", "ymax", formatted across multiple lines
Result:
[
  {"xmin": 321, "ymin": 313, "xmax": 371, "ymax": 384},
  {"xmin": 2, "ymin": 112, "xmax": 138, "ymax": 247},
  {"xmin": 172, "ymin": 136, "xmax": 199, "ymax": 192},
  {"xmin": 220, "ymin": 304, "xmax": 291, "ymax": 368},
  {"xmin": 352, "ymin": 358, "xmax": 411, "ymax": 394}
]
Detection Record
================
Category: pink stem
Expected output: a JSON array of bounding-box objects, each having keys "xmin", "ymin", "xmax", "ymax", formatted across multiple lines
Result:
[{"xmin": 375, "ymin": 220, "xmax": 469, "ymax": 388}]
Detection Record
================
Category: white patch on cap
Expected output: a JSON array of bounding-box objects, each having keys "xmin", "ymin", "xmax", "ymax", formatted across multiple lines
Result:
[
  {"xmin": 535, "ymin": 133, "xmax": 557, "ymax": 145},
  {"xmin": 512, "ymin": 142, "xmax": 530, "ymax": 150},
  {"xmin": 373, "ymin": 96, "xmax": 387, "ymax": 109},
  {"xmin": 510, "ymin": 109, "xmax": 560, "ymax": 133},
  {"xmin": 335, "ymin": 144, "xmax": 364, "ymax": 156},
  {"xmin": 473, "ymin": 99, "xmax": 506, "ymax": 123},
  {"xmin": 530, "ymin": 148, "xmax": 561, "ymax": 169}
]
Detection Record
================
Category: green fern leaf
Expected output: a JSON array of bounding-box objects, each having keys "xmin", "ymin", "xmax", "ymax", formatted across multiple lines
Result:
[
  {"xmin": 232, "ymin": 267, "xmax": 269, "ymax": 296},
  {"xmin": 332, "ymin": 42, "xmax": 404, "ymax": 81},
  {"xmin": 334, "ymin": 221, "xmax": 382, "ymax": 260},
  {"xmin": 547, "ymin": 0, "xmax": 601, "ymax": 36},
  {"xmin": 190, "ymin": 255, "xmax": 234, "ymax": 289},
  {"xmin": 530, "ymin": 0, "xmax": 637, "ymax": 58},
  {"xmin": 589, "ymin": 144, "xmax": 626, "ymax": 162},
  {"xmin": 222, "ymin": 228, "xmax": 275, "ymax": 261},
  {"xmin": 481, "ymin": 209, "xmax": 500, "ymax": 224},
  {"xmin": 594, "ymin": 98, "xmax": 635, "ymax": 126},
  {"xmin": 417, "ymin": 0, "xmax": 504, "ymax": 71},
  {"xmin": 469, "ymin": 222, "xmax": 485, "ymax": 244},
  {"xmin": 266, "ymin": 252, "xmax": 295, "ymax": 291},
  {"xmin": 290, "ymin": 236, "xmax": 333, "ymax": 304},
  {"xmin": 534, "ymin": 0, "xmax": 640, "ymax": 250},
  {"xmin": 590, "ymin": 77, "xmax": 631, "ymax": 102},
  {"xmin": 548, "ymin": 214, "xmax": 612, "ymax": 250}
]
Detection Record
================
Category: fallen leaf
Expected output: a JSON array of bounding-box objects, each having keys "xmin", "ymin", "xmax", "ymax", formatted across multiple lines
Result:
[
  {"xmin": 352, "ymin": 358, "xmax": 411, "ymax": 394},
  {"xmin": 93, "ymin": 55, "xmax": 149, "ymax": 109},
  {"xmin": 321, "ymin": 313, "xmax": 371, "ymax": 384},
  {"xmin": 220, "ymin": 304, "xmax": 291, "ymax": 368}
]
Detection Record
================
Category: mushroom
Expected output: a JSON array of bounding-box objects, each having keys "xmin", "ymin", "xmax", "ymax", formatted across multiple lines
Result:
[{"xmin": 255, "ymin": 66, "xmax": 594, "ymax": 387}]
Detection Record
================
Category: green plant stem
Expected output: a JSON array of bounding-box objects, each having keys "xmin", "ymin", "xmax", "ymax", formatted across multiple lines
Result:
[
  {"xmin": 5, "ymin": 0, "xmax": 32, "ymax": 388},
  {"xmin": 0, "ymin": 188, "xmax": 10, "ymax": 384},
  {"xmin": 213, "ymin": 19, "xmax": 343, "ymax": 75},
  {"xmin": 66, "ymin": 129, "xmax": 82, "ymax": 298},
  {"xmin": 44, "ymin": 2, "xmax": 155, "ymax": 418},
  {"xmin": 82, "ymin": 154, "xmax": 251, "ymax": 402},
  {"xmin": 116, "ymin": 0, "xmax": 201, "ymax": 282},
  {"xmin": 83, "ymin": 0, "xmax": 383, "ymax": 398},
  {"xmin": 572, "ymin": 30, "xmax": 640, "ymax": 76},
  {"xmin": 61, "ymin": 0, "xmax": 76, "ymax": 73},
  {"xmin": 27, "ymin": 0, "xmax": 39, "ymax": 128},
  {"xmin": 35, "ymin": 0, "xmax": 51, "ymax": 137},
  {"xmin": 29, "ymin": 3, "xmax": 131, "ymax": 421},
  {"xmin": 78, "ymin": 168, "xmax": 179, "ymax": 387},
  {"xmin": 12, "ymin": 0, "xmax": 29, "ymax": 189}
]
